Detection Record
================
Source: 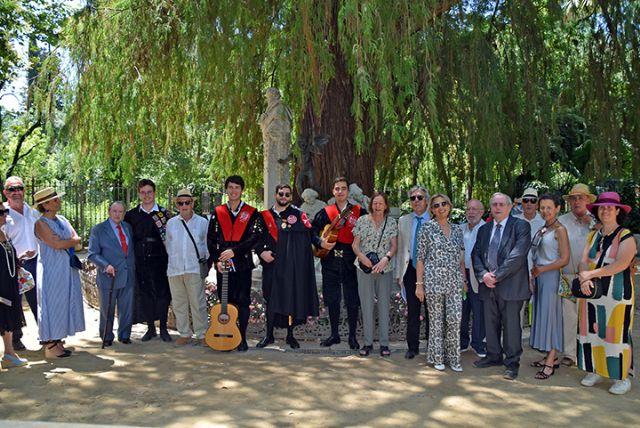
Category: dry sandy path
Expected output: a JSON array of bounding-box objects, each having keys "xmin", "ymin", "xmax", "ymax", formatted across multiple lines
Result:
[{"xmin": 1, "ymin": 300, "xmax": 638, "ymax": 427}]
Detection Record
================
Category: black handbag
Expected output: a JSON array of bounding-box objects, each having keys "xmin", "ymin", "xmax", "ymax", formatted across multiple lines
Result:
[
  {"xmin": 181, "ymin": 219, "xmax": 209, "ymax": 280},
  {"xmin": 571, "ymin": 277, "xmax": 603, "ymax": 299},
  {"xmin": 359, "ymin": 217, "xmax": 387, "ymax": 274},
  {"xmin": 66, "ymin": 249, "xmax": 83, "ymax": 270}
]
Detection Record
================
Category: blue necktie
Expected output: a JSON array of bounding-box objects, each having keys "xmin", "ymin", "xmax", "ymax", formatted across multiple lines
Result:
[
  {"xmin": 487, "ymin": 223, "xmax": 502, "ymax": 271},
  {"xmin": 411, "ymin": 216, "xmax": 423, "ymax": 268}
]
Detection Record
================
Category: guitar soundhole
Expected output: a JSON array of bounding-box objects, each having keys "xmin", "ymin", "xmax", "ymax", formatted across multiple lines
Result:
[{"xmin": 218, "ymin": 314, "xmax": 229, "ymax": 324}]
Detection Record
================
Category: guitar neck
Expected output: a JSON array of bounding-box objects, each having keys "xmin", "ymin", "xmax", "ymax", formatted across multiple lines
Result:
[{"xmin": 221, "ymin": 270, "xmax": 229, "ymax": 314}]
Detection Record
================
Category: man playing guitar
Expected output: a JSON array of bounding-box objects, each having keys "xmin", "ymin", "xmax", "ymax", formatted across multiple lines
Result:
[
  {"xmin": 207, "ymin": 175, "xmax": 260, "ymax": 352},
  {"xmin": 311, "ymin": 177, "xmax": 367, "ymax": 349}
]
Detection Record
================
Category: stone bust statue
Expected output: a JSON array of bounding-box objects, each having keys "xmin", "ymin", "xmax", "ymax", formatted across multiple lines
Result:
[{"xmin": 300, "ymin": 188, "xmax": 327, "ymax": 219}]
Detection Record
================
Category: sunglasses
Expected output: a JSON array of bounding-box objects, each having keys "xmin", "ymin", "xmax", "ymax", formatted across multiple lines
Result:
[
  {"xmin": 522, "ymin": 198, "xmax": 538, "ymax": 204},
  {"xmin": 432, "ymin": 201, "xmax": 449, "ymax": 209},
  {"xmin": 177, "ymin": 201, "xmax": 192, "ymax": 206},
  {"xmin": 5, "ymin": 186, "xmax": 24, "ymax": 193},
  {"xmin": 0, "ymin": 209, "xmax": 9, "ymax": 216},
  {"xmin": 277, "ymin": 192, "xmax": 291, "ymax": 197},
  {"xmin": 410, "ymin": 195, "xmax": 425, "ymax": 201}
]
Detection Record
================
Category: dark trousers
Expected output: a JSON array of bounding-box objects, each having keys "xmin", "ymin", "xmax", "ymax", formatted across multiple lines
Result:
[
  {"xmin": 99, "ymin": 285, "xmax": 134, "ymax": 341},
  {"xmin": 483, "ymin": 291, "xmax": 525, "ymax": 370},
  {"xmin": 404, "ymin": 262, "xmax": 429, "ymax": 352},
  {"xmin": 13, "ymin": 257, "xmax": 38, "ymax": 342},
  {"xmin": 460, "ymin": 269, "xmax": 485, "ymax": 352},
  {"xmin": 217, "ymin": 269, "xmax": 252, "ymax": 341},
  {"xmin": 321, "ymin": 256, "xmax": 360, "ymax": 337}
]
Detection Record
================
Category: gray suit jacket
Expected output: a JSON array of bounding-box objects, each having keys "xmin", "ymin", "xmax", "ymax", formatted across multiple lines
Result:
[
  {"xmin": 88, "ymin": 220, "xmax": 136, "ymax": 290},
  {"xmin": 395, "ymin": 213, "xmax": 413, "ymax": 284},
  {"xmin": 471, "ymin": 215, "xmax": 531, "ymax": 301}
]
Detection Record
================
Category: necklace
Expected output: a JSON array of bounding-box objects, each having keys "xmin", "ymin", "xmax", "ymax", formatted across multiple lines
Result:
[
  {"xmin": 544, "ymin": 219, "xmax": 558, "ymax": 228},
  {"xmin": 1, "ymin": 240, "xmax": 16, "ymax": 278}
]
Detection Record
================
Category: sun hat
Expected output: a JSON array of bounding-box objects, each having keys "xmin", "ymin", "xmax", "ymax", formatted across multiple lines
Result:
[
  {"xmin": 563, "ymin": 183, "xmax": 596, "ymax": 203},
  {"xmin": 176, "ymin": 188, "xmax": 193, "ymax": 198},
  {"xmin": 586, "ymin": 191, "xmax": 631, "ymax": 214},
  {"xmin": 32, "ymin": 187, "xmax": 65, "ymax": 208},
  {"xmin": 521, "ymin": 188, "xmax": 538, "ymax": 199}
]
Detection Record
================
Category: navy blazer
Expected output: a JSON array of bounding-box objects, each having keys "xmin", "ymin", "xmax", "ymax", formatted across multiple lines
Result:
[
  {"xmin": 471, "ymin": 215, "xmax": 531, "ymax": 301},
  {"xmin": 88, "ymin": 219, "xmax": 136, "ymax": 290}
]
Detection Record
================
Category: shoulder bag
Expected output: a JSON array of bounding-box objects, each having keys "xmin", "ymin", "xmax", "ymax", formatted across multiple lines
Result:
[{"xmin": 181, "ymin": 219, "xmax": 209, "ymax": 280}]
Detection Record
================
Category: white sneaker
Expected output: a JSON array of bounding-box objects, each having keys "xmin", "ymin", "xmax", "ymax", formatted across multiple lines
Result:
[
  {"xmin": 450, "ymin": 364, "xmax": 463, "ymax": 372},
  {"xmin": 474, "ymin": 349, "xmax": 487, "ymax": 358},
  {"xmin": 581, "ymin": 373, "xmax": 603, "ymax": 387},
  {"xmin": 609, "ymin": 379, "xmax": 631, "ymax": 395},
  {"xmin": 434, "ymin": 363, "xmax": 446, "ymax": 371}
]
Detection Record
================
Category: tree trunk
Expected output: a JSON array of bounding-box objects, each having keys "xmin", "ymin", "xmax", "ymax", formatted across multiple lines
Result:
[{"xmin": 294, "ymin": 0, "xmax": 376, "ymax": 201}]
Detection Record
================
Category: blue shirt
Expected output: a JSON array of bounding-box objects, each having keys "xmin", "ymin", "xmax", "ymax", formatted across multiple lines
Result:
[
  {"xmin": 410, "ymin": 212, "xmax": 430, "ymax": 257},
  {"xmin": 108, "ymin": 219, "xmax": 129, "ymax": 246}
]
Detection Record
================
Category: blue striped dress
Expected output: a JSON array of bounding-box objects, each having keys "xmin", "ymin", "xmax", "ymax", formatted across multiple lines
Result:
[{"xmin": 36, "ymin": 215, "xmax": 85, "ymax": 341}]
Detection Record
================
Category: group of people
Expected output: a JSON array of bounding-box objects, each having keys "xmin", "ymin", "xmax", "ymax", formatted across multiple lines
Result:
[{"xmin": 0, "ymin": 176, "xmax": 635, "ymax": 396}]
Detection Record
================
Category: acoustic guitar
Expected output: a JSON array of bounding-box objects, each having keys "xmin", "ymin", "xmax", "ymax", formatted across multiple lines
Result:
[
  {"xmin": 205, "ymin": 261, "xmax": 242, "ymax": 351},
  {"xmin": 313, "ymin": 207, "xmax": 353, "ymax": 258}
]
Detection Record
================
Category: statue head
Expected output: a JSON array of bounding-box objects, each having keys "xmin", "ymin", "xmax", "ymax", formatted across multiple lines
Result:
[
  {"xmin": 301, "ymin": 188, "xmax": 318, "ymax": 204},
  {"xmin": 265, "ymin": 87, "xmax": 281, "ymax": 104}
]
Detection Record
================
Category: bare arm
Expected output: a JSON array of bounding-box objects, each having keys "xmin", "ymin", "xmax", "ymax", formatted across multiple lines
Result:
[
  {"xmin": 35, "ymin": 220, "xmax": 81, "ymax": 250},
  {"xmin": 580, "ymin": 237, "xmax": 636, "ymax": 281}
]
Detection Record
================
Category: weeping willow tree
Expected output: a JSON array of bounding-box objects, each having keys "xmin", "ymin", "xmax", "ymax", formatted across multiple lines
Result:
[{"xmin": 62, "ymin": 0, "xmax": 639, "ymax": 203}]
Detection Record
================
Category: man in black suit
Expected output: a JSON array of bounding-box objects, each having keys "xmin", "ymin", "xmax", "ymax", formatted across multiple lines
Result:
[{"xmin": 471, "ymin": 192, "xmax": 531, "ymax": 380}]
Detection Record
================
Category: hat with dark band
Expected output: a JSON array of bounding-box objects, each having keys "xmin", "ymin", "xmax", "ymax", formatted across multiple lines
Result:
[{"xmin": 32, "ymin": 187, "xmax": 65, "ymax": 208}]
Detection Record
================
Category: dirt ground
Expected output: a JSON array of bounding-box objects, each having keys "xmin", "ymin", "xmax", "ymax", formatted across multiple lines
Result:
[{"xmin": 1, "ymin": 298, "xmax": 638, "ymax": 428}]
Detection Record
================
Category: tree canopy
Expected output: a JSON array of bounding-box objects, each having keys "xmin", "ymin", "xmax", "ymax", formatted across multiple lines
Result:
[{"xmin": 4, "ymin": 0, "xmax": 638, "ymax": 206}]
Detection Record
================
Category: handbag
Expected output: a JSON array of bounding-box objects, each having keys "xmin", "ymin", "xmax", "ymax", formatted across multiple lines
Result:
[
  {"xmin": 571, "ymin": 277, "xmax": 603, "ymax": 299},
  {"xmin": 66, "ymin": 249, "xmax": 84, "ymax": 270},
  {"xmin": 181, "ymin": 219, "xmax": 209, "ymax": 280},
  {"xmin": 17, "ymin": 266, "xmax": 35, "ymax": 295},
  {"xmin": 359, "ymin": 217, "xmax": 387, "ymax": 274}
]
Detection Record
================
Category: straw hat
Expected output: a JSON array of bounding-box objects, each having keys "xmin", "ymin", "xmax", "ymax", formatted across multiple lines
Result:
[
  {"xmin": 176, "ymin": 188, "xmax": 193, "ymax": 198},
  {"xmin": 563, "ymin": 183, "xmax": 596, "ymax": 203},
  {"xmin": 32, "ymin": 187, "xmax": 65, "ymax": 208},
  {"xmin": 520, "ymin": 188, "xmax": 538, "ymax": 199}
]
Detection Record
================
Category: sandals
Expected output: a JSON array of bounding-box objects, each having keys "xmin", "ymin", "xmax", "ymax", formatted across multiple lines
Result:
[
  {"xmin": 535, "ymin": 364, "xmax": 556, "ymax": 380},
  {"xmin": 44, "ymin": 342, "xmax": 71, "ymax": 359},
  {"xmin": 560, "ymin": 357, "xmax": 575, "ymax": 367},
  {"xmin": 359, "ymin": 345, "xmax": 373, "ymax": 357},
  {"xmin": 530, "ymin": 358, "xmax": 559, "ymax": 369},
  {"xmin": 380, "ymin": 346, "xmax": 391, "ymax": 357}
]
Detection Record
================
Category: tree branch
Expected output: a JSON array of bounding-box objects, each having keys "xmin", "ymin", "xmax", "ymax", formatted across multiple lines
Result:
[{"xmin": 5, "ymin": 120, "xmax": 41, "ymax": 179}]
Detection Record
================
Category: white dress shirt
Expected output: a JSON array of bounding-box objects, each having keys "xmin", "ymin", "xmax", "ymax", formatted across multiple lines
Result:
[
  {"xmin": 165, "ymin": 214, "xmax": 209, "ymax": 277},
  {"xmin": 3, "ymin": 202, "xmax": 40, "ymax": 259}
]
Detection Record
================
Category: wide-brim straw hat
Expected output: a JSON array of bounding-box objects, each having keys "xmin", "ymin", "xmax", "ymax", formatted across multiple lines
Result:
[
  {"xmin": 32, "ymin": 187, "xmax": 65, "ymax": 208},
  {"xmin": 176, "ymin": 188, "xmax": 193, "ymax": 198},
  {"xmin": 586, "ymin": 191, "xmax": 632, "ymax": 214},
  {"xmin": 563, "ymin": 183, "xmax": 596, "ymax": 203}
]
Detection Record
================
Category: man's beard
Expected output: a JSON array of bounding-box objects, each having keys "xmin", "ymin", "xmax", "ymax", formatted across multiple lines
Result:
[{"xmin": 276, "ymin": 200, "xmax": 290, "ymax": 208}]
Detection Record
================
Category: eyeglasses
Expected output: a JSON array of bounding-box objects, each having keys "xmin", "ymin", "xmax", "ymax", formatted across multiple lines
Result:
[
  {"xmin": 410, "ymin": 195, "xmax": 425, "ymax": 201},
  {"xmin": 177, "ymin": 201, "xmax": 192, "ymax": 206},
  {"xmin": 5, "ymin": 186, "xmax": 24, "ymax": 193},
  {"xmin": 0, "ymin": 209, "xmax": 9, "ymax": 216},
  {"xmin": 522, "ymin": 198, "xmax": 538, "ymax": 204},
  {"xmin": 431, "ymin": 201, "xmax": 449, "ymax": 209},
  {"xmin": 277, "ymin": 192, "xmax": 291, "ymax": 197}
]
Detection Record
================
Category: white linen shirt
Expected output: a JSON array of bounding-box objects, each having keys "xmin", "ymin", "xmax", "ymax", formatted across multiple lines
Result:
[
  {"xmin": 165, "ymin": 214, "xmax": 209, "ymax": 277},
  {"xmin": 3, "ymin": 202, "xmax": 40, "ymax": 259}
]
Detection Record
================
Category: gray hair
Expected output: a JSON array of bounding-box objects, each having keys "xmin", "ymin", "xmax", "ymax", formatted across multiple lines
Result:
[
  {"xmin": 408, "ymin": 186, "xmax": 429, "ymax": 199},
  {"xmin": 109, "ymin": 200, "xmax": 126, "ymax": 211},
  {"xmin": 4, "ymin": 176, "xmax": 24, "ymax": 188},
  {"xmin": 490, "ymin": 192, "xmax": 512, "ymax": 206}
]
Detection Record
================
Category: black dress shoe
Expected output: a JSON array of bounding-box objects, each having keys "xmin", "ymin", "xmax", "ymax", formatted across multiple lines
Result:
[
  {"xmin": 159, "ymin": 330, "xmax": 172, "ymax": 342},
  {"xmin": 256, "ymin": 336, "xmax": 275, "ymax": 348},
  {"xmin": 348, "ymin": 336, "xmax": 360, "ymax": 350},
  {"xmin": 473, "ymin": 357, "xmax": 503, "ymax": 368},
  {"xmin": 103, "ymin": 340, "xmax": 113, "ymax": 347},
  {"xmin": 141, "ymin": 329, "xmax": 157, "ymax": 342},
  {"xmin": 286, "ymin": 335, "xmax": 300, "ymax": 349},
  {"xmin": 12, "ymin": 339, "xmax": 26, "ymax": 351},
  {"xmin": 503, "ymin": 369, "xmax": 518, "ymax": 380},
  {"xmin": 320, "ymin": 335, "xmax": 340, "ymax": 347},
  {"xmin": 119, "ymin": 338, "xmax": 132, "ymax": 344},
  {"xmin": 236, "ymin": 340, "xmax": 248, "ymax": 352},
  {"xmin": 404, "ymin": 349, "xmax": 418, "ymax": 359}
]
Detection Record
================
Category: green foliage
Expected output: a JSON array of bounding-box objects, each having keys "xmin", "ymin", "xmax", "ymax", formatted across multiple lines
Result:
[{"xmin": 56, "ymin": 0, "xmax": 639, "ymax": 207}]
